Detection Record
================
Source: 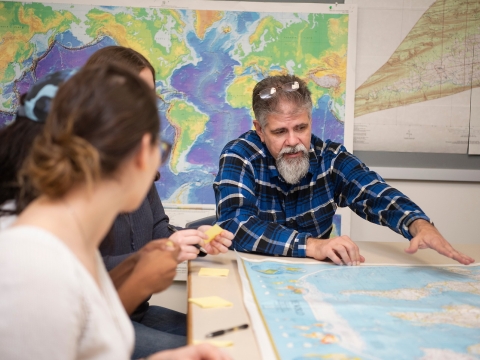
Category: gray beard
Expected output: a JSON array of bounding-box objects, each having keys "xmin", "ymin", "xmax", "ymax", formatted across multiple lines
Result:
[{"xmin": 276, "ymin": 144, "xmax": 310, "ymax": 184}]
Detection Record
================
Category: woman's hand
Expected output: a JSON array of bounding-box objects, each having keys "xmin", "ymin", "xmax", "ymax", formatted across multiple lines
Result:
[{"xmin": 198, "ymin": 225, "xmax": 233, "ymax": 255}]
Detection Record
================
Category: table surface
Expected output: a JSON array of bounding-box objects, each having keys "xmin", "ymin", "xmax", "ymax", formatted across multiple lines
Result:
[{"xmin": 187, "ymin": 242, "xmax": 480, "ymax": 359}]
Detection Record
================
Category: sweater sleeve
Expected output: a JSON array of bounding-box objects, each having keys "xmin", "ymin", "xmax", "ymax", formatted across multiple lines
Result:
[
  {"xmin": 100, "ymin": 185, "xmax": 174, "ymax": 271},
  {"xmin": 147, "ymin": 184, "xmax": 175, "ymax": 239},
  {"xmin": 330, "ymin": 146, "xmax": 430, "ymax": 239}
]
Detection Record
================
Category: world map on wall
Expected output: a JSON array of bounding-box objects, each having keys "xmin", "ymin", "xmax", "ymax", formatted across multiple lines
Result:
[
  {"xmin": 242, "ymin": 259, "xmax": 480, "ymax": 360},
  {"xmin": 0, "ymin": 1, "xmax": 351, "ymax": 204}
]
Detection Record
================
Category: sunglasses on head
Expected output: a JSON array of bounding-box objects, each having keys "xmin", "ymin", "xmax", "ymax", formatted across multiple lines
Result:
[{"xmin": 258, "ymin": 81, "xmax": 300, "ymax": 100}]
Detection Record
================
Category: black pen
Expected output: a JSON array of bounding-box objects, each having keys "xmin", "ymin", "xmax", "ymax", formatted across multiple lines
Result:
[
  {"xmin": 206, "ymin": 324, "xmax": 249, "ymax": 338},
  {"xmin": 167, "ymin": 224, "xmax": 208, "ymax": 256}
]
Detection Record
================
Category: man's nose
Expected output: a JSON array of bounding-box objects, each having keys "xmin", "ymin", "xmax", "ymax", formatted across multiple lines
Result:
[{"xmin": 285, "ymin": 131, "xmax": 299, "ymax": 147}]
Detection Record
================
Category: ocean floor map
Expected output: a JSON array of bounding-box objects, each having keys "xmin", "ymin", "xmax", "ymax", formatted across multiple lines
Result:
[{"xmin": 0, "ymin": 1, "xmax": 352, "ymax": 204}]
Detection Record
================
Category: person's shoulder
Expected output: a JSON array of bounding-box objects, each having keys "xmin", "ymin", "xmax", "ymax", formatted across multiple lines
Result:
[
  {"xmin": 222, "ymin": 130, "xmax": 264, "ymax": 157},
  {"xmin": 0, "ymin": 226, "xmax": 91, "ymax": 358},
  {"xmin": 312, "ymin": 135, "xmax": 348, "ymax": 156},
  {"xmin": 0, "ymin": 200, "xmax": 17, "ymax": 231},
  {"xmin": 0, "ymin": 226, "xmax": 82, "ymax": 286},
  {"xmin": 144, "ymin": 183, "xmax": 161, "ymax": 208}
]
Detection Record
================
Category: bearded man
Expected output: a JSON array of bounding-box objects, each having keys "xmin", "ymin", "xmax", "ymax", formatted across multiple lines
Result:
[{"xmin": 213, "ymin": 75, "xmax": 474, "ymax": 266}]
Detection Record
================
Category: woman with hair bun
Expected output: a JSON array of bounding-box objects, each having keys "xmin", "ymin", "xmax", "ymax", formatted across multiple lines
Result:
[{"xmin": 0, "ymin": 64, "xmax": 230, "ymax": 360}]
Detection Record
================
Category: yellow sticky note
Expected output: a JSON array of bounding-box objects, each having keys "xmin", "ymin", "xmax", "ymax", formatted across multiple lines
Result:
[
  {"xmin": 204, "ymin": 224, "xmax": 223, "ymax": 243},
  {"xmin": 188, "ymin": 296, "xmax": 233, "ymax": 308},
  {"xmin": 199, "ymin": 268, "xmax": 229, "ymax": 277},
  {"xmin": 193, "ymin": 340, "xmax": 234, "ymax": 347}
]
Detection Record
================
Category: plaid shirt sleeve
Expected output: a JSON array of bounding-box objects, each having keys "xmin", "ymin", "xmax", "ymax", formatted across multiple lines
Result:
[
  {"xmin": 214, "ymin": 144, "xmax": 309, "ymax": 257},
  {"xmin": 329, "ymin": 144, "xmax": 431, "ymax": 239}
]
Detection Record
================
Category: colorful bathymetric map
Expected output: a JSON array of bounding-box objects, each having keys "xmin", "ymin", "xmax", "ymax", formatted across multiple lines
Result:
[
  {"xmin": 240, "ymin": 258, "xmax": 480, "ymax": 360},
  {"xmin": 0, "ymin": 0, "xmax": 356, "ymax": 204},
  {"xmin": 352, "ymin": 0, "xmax": 480, "ymax": 154}
]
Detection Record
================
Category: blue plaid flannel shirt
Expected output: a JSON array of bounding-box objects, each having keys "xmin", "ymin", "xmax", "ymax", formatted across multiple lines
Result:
[{"xmin": 213, "ymin": 131, "xmax": 430, "ymax": 257}]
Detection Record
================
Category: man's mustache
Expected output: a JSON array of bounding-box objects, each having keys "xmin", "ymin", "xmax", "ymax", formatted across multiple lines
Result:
[{"xmin": 278, "ymin": 144, "xmax": 308, "ymax": 158}]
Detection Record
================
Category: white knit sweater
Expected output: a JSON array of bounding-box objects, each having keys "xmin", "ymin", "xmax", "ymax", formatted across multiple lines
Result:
[{"xmin": 0, "ymin": 225, "xmax": 134, "ymax": 359}]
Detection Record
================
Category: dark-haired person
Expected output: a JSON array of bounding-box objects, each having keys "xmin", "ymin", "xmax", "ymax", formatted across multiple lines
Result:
[
  {"xmin": 0, "ymin": 104, "xmax": 42, "ymax": 229},
  {"xmin": 0, "ymin": 70, "xmax": 77, "ymax": 229},
  {"xmin": 85, "ymin": 46, "xmax": 233, "ymax": 263},
  {"xmin": 214, "ymin": 74, "xmax": 474, "ymax": 266},
  {"xmin": 84, "ymin": 46, "xmax": 233, "ymax": 358},
  {"xmin": 0, "ymin": 64, "xmax": 230, "ymax": 360}
]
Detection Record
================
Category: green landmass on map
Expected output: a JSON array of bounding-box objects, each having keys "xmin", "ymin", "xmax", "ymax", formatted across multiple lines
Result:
[
  {"xmin": 85, "ymin": 8, "xmax": 192, "ymax": 81},
  {"xmin": 0, "ymin": 2, "xmax": 78, "ymax": 84},
  {"xmin": 0, "ymin": 3, "xmax": 193, "ymax": 99},
  {"xmin": 355, "ymin": 0, "xmax": 480, "ymax": 117},
  {"xmin": 226, "ymin": 13, "xmax": 349, "ymax": 122},
  {"xmin": 166, "ymin": 99, "xmax": 209, "ymax": 174}
]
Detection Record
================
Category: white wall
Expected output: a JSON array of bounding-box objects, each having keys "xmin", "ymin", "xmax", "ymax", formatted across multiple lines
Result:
[
  {"xmin": 150, "ymin": 282, "xmax": 187, "ymax": 314},
  {"xmin": 351, "ymin": 180, "xmax": 480, "ymax": 244}
]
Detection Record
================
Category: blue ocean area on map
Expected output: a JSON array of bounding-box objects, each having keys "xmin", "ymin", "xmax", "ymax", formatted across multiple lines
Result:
[
  {"xmin": 243, "ymin": 260, "xmax": 480, "ymax": 359},
  {"xmin": 159, "ymin": 20, "xmax": 343, "ymax": 203}
]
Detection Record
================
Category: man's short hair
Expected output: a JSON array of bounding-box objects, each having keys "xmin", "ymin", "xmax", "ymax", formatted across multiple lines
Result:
[{"xmin": 252, "ymin": 74, "xmax": 313, "ymax": 128}]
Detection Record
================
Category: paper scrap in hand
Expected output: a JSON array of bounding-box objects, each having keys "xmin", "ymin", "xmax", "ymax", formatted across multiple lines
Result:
[
  {"xmin": 188, "ymin": 296, "xmax": 233, "ymax": 308},
  {"xmin": 199, "ymin": 268, "xmax": 229, "ymax": 277},
  {"xmin": 193, "ymin": 340, "xmax": 233, "ymax": 347},
  {"xmin": 204, "ymin": 224, "xmax": 223, "ymax": 243}
]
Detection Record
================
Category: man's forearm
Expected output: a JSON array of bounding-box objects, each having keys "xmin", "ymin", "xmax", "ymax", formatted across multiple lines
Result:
[
  {"xmin": 110, "ymin": 256, "xmax": 152, "ymax": 315},
  {"xmin": 108, "ymin": 253, "xmax": 138, "ymax": 289},
  {"xmin": 117, "ymin": 275, "xmax": 151, "ymax": 315}
]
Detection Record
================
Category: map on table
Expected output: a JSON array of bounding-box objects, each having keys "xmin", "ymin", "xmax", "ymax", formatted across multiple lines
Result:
[
  {"xmin": 0, "ymin": 0, "xmax": 356, "ymax": 205},
  {"xmin": 240, "ymin": 258, "xmax": 480, "ymax": 359}
]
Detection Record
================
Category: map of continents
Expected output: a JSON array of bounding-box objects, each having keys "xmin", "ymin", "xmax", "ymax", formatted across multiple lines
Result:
[
  {"xmin": 243, "ymin": 260, "xmax": 480, "ymax": 360},
  {"xmin": 0, "ymin": 2, "xmax": 350, "ymax": 204}
]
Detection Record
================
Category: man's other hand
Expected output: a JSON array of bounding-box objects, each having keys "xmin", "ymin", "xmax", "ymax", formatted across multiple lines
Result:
[
  {"xmin": 306, "ymin": 236, "xmax": 365, "ymax": 265},
  {"xmin": 406, "ymin": 219, "xmax": 475, "ymax": 265}
]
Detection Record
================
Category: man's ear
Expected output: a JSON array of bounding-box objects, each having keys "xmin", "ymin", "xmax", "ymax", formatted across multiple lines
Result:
[{"xmin": 253, "ymin": 120, "xmax": 265, "ymax": 143}]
